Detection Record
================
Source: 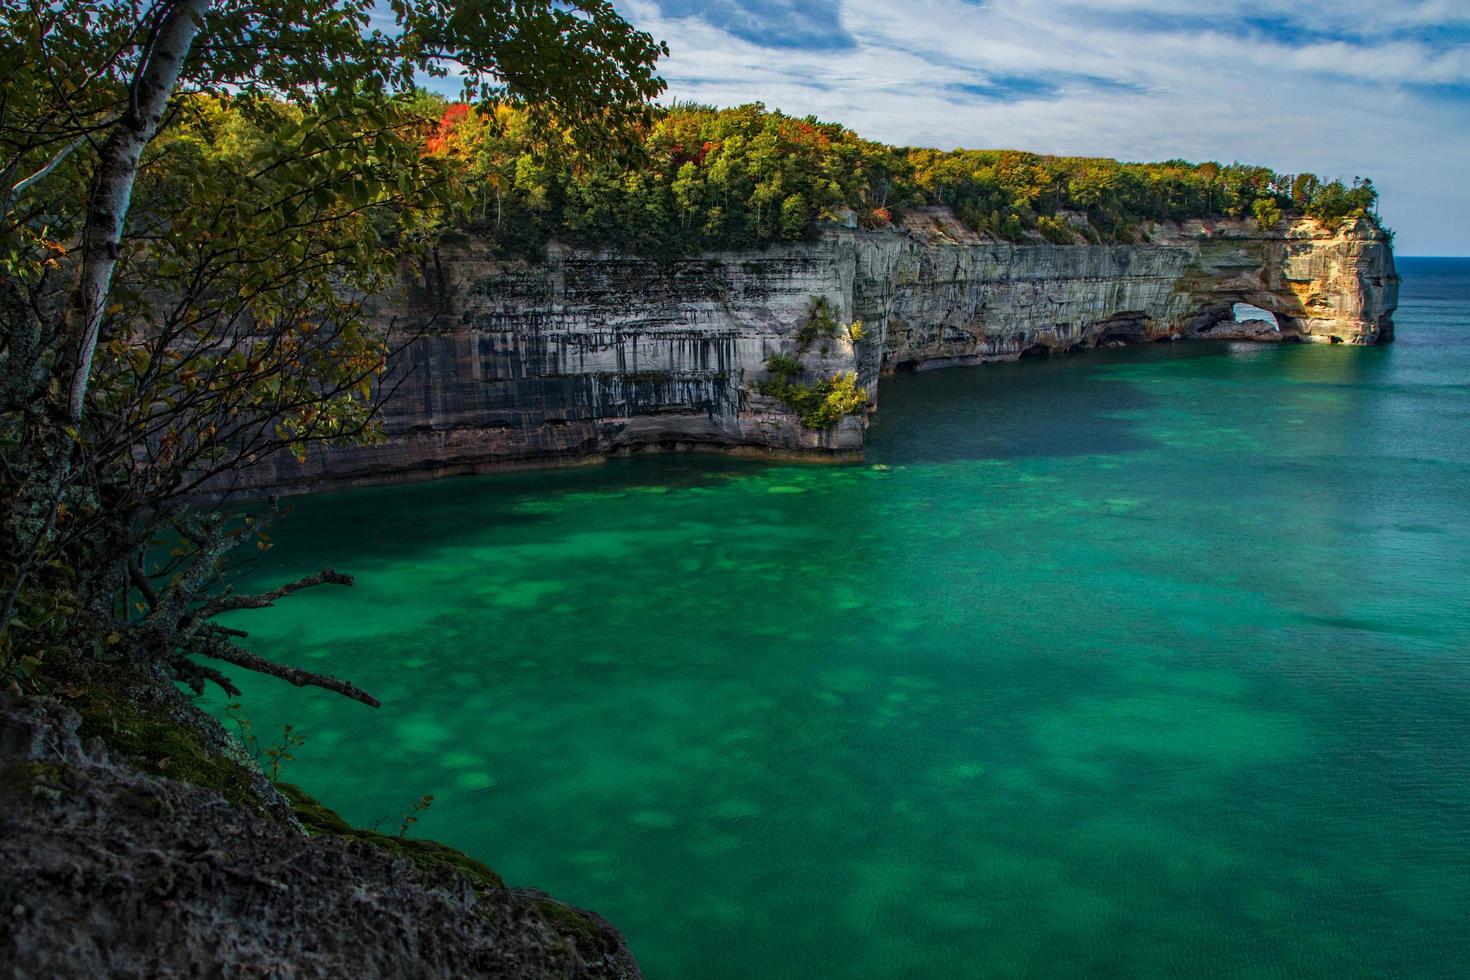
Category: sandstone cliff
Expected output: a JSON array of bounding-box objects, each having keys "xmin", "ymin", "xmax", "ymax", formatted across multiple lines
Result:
[{"xmin": 235, "ymin": 210, "xmax": 1396, "ymax": 493}]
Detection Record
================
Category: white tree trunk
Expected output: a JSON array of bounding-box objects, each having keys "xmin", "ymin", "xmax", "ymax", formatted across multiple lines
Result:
[{"xmin": 66, "ymin": 0, "xmax": 209, "ymax": 422}]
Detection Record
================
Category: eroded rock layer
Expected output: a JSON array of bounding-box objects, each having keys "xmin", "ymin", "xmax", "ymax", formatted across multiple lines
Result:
[{"xmin": 236, "ymin": 210, "xmax": 1396, "ymax": 493}]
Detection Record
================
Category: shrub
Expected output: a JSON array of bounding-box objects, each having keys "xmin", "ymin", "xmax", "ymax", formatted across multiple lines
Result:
[
  {"xmin": 757, "ymin": 363, "xmax": 867, "ymax": 429},
  {"xmin": 796, "ymin": 296, "xmax": 841, "ymax": 345},
  {"xmin": 1037, "ymin": 215, "xmax": 1076, "ymax": 244},
  {"xmin": 764, "ymin": 352, "xmax": 803, "ymax": 379},
  {"xmin": 802, "ymin": 372, "xmax": 867, "ymax": 428}
]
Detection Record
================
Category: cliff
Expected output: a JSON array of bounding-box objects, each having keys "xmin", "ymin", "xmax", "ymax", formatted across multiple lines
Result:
[
  {"xmin": 234, "ymin": 210, "xmax": 1397, "ymax": 493},
  {"xmin": 865, "ymin": 210, "xmax": 1397, "ymax": 366},
  {"xmin": 1, "ymin": 660, "xmax": 641, "ymax": 979}
]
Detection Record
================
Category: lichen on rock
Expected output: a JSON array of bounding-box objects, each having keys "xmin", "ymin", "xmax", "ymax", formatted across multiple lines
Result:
[{"xmin": 0, "ymin": 671, "xmax": 641, "ymax": 979}]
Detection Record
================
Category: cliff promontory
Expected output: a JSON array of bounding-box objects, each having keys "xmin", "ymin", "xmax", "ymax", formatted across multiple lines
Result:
[
  {"xmin": 235, "ymin": 209, "xmax": 1396, "ymax": 494},
  {"xmin": 0, "ymin": 661, "xmax": 640, "ymax": 978}
]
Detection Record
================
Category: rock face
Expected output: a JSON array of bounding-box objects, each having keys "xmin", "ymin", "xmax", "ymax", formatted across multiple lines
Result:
[
  {"xmin": 862, "ymin": 210, "xmax": 1397, "ymax": 368},
  {"xmin": 234, "ymin": 209, "xmax": 1397, "ymax": 493},
  {"xmin": 0, "ymin": 690, "xmax": 642, "ymax": 979}
]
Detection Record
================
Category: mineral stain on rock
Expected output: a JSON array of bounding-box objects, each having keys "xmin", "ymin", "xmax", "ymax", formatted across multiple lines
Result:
[{"xmin": 232, "ymin": 210, "xmax": 1397, "ymax": 495}]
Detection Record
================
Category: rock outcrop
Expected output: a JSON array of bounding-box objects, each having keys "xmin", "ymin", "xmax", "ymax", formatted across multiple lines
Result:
[
  {"xmin": 864, "ymin": 210, "xmax": 1397, "ymax": 369},
  {"xmin": 233, "ymin": 209, "xmax": 1396, "ymax": 493},
  {"xmin": 0, "ymin": 678, "xmax": 641, "ymax": 979}
]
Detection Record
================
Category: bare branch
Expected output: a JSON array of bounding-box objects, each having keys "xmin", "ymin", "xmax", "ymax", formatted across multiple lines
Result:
[
  {"xmin": 8, "ymin": 134, "xmax": 90, "ymax": 199},
  {"xmin": 200, "ymin": 568, "xmax": 353, "ymax": 617},
  {"xmin": 193, "ymin": 634, "xmax": 381, "ymax": 708},
  {"xmin": 171, "ymin": 657, "xmax": 243, "ymax": 698}
]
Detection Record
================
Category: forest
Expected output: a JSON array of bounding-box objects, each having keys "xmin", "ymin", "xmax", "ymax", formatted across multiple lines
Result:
[{"xmin": 414, "ymin": 98, "xmax": 1383, "ymax": 256}]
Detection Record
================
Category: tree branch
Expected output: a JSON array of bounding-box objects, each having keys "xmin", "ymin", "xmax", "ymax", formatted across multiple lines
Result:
[
  {"xmin": 8, "ymin": 134, "xmax": 89, "ymax": 199},
  {"xmin": 193, "ymin": 634, "xmax": 381, "ymax": 708},
  {"xmin": 199, "ymin": 568, "xmax": 352, "ymax": 616}
]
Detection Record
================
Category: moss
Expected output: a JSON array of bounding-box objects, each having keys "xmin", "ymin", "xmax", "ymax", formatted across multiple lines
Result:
[
  {"xmin": 277, "ymin": 782, "xmax": 506, "ymax": 890},
  {"xmin": 69, "ymin": 682, "xmax": 266, "ymax": 816},
  {"xmin": 533, "ymin": 897, "xmax": 603, "ymax": 942},
  {"xmin": 36, "ymin": 654, "xmax": 271, "ymax": 817},
  {"xmin": 0, "ymin": 760, "xmax": 70, "ymax": 800},
  {"xmin": 276, "ymin": 780, "xmax": 353, "ymax": 834},
  {"xmin": 370, "ymin": 837, "xmax": 506, "ymax": 890}
]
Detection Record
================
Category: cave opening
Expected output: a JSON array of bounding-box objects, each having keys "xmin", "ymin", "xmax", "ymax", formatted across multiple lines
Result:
[
  {"xmin": 1096, "ymin": 312, "xmax": 1150, "ymax": 347},
  {"xmin": 1232, "ymin": 302, "xmax": 1280, "ymax": 332}
]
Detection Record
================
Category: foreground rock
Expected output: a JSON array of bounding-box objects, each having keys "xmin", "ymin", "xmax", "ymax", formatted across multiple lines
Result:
[
  {"xmin": 0, "ymin": 683, "xmax": 639, "ymax": 979},
  {"xmin": 232, "ymin": 209, "xmax": 1397, "ymax": 494}
]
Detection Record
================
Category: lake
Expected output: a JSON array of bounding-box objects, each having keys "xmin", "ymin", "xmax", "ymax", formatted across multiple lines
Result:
[{"xmin": 216, "ymin": 257, "xmax": 1470, "ymax": 978}]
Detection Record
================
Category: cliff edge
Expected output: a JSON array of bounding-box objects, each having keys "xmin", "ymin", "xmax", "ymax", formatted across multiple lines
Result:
[
  {"xmin": 233, "ymin": 210, "xmax": 1396, "ymax": 494},
  {"xmin": 0, "ymin": 662, "xmax": 640, "ymax": 979}
]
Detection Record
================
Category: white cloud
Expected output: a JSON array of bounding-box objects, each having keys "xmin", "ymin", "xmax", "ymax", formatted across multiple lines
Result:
[{"xmin": 623, "ymin": 0, "xmax": 1470, "ymax": 253}]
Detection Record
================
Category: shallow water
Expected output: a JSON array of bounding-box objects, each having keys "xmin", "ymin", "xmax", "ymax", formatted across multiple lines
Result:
[{"xmin": 215, "ymin": 258, "xmax": 1470, "ymax": 978}]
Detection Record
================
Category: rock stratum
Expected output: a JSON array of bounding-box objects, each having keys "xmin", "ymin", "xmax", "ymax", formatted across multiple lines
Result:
[{"xmin": 236, "ymin": 209, "xmax": 1397, "ymax": 493}]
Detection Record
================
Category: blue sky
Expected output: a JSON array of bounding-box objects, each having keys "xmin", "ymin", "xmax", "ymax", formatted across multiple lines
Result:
[{"xmin": 617, "ymin": 0, "xmax": 1470, "ymax": 255}]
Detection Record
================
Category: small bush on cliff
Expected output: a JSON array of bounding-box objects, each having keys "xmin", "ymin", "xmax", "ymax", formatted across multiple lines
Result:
[
  {"xmin": 803, "ymin": 372, "xmax": 868, "ymax": 428},
  {"xmin": 797, "ymin": 296, "xmax": 843, "ymax": 345},
  {"xmin": 757, "ymin": 357, "xmax": 867, "ymax": 430},
  {"xmin": 764, "ymin": 353, "xmax": 805, "ymax": 379},
  {"xmin": 225, "ymin": 701, "xmax": 307, "ymax": 783},
  {"xmin": 1037, "ymin": 215, "xmax": 1078, "ymax": 244}
]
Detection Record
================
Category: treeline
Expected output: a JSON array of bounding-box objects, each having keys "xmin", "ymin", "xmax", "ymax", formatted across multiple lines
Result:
[{"xmin": 419, "ymin": 100, "xmax": 1381, "ymax": 255}]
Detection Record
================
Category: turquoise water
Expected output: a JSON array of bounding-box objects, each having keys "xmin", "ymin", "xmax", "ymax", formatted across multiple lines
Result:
[{"xmin": 216, "ymin": 258, "xmax": 1470, "ymax": 978}]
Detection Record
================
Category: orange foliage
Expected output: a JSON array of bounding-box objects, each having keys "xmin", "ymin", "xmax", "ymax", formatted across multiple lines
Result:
[{"xmin": 425, "ymin": 102, "xmax": 471, "ymax": 155}]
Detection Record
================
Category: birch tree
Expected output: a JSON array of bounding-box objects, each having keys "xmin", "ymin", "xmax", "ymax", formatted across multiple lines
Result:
[{"xmin": 0, "ymin": 0, "xmax": 665, "ymax": 702}]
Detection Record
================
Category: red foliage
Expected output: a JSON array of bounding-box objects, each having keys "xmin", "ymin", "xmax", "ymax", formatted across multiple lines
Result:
[
  {"xmin": 425, "ymin": 102, "xmax": 471, "ymax": 155},
  {"xmin": 669, "ymin": 139, "xmax": 718, "ymax": 169}
]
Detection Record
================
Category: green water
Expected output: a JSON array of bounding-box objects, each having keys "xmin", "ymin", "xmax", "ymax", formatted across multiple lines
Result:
[{"xmin": 217, "ymin": 259, "xmax": 1470, "ymax": 978}]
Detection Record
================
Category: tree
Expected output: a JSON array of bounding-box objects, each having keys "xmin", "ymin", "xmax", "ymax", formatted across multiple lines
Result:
[
  {"xmin": 0, "ymin": 0, "xmax": 665, "ymax": 704},
  {"xmin": 779, "ymin": 192, "xmax": 808, "ymax": 240},
  {"xmin": 1252, "ymin": 197, "xmax": 1284, "ymax": 231}
]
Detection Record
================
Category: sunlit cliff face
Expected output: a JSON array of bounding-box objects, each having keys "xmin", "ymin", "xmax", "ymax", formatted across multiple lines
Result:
[{"xmin": 218, "ymin": 212, "xmax": 1395, "ymax": 496}]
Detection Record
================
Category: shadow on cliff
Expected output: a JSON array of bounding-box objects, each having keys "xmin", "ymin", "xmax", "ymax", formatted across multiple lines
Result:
[{"xmin": 867, "ymin": 342, "xmax": 1232, "ymax": 465}]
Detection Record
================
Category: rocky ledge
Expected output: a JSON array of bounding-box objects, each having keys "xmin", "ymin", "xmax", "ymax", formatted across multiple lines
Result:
[
  {"xmin": 0, "ymin": 665, "xmax": 639, "ymax": 979},
  {"xmin": 231, "ymin": 210, "xmax": 1397, "ymax": 494}
]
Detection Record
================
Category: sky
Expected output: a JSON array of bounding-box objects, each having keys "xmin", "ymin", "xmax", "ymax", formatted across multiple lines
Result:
[{"xmin": 612, "ymin": 0, "xmax": 1470, "ymax": 255}]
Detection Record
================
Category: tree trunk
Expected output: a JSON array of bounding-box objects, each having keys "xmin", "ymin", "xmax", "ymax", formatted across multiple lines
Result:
[{"xmin": 65, "ymin": 0, "xmax": 209, "ymax": 422}]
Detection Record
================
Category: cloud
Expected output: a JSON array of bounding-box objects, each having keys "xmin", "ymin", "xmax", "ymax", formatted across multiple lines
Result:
[
  {"xmin": 626, "ymin": 0, "xmax": 1470, "ymax": 253},
  {"xmin": 650, "ymin": 0, "xmax": 853, "ymax": 50}
]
